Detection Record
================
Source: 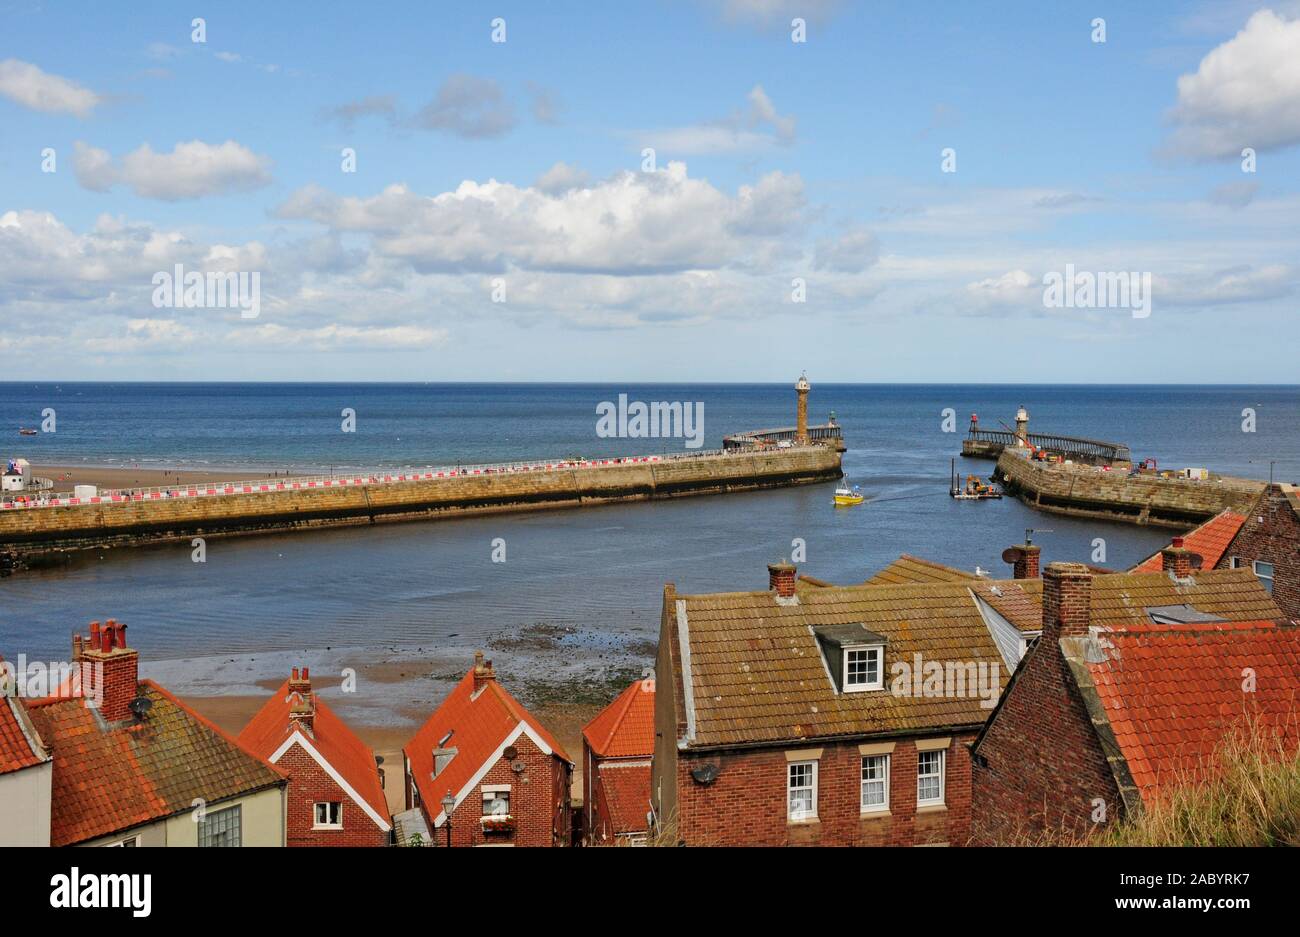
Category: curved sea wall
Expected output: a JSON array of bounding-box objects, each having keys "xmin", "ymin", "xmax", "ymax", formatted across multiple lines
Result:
[
  {"xmin": 997, "ymin": 450, "xmax": 1264, "ymax": 528},
  {"xmin": 0, "ymin": 447, "xmax": 842, "ymax": 557}
]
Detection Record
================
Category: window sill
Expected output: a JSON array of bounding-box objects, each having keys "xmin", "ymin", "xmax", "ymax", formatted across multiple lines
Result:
[
  {"xmin": 311, "ymin": 824, "xmax": 344, "ymax": 831},
  {"xmin": 859, "ymin": 808, "xmax": 891, "ymax": 819},
  {"xmin": 787, "ymin": 817, "xmax": 820, "ymax": 826},
  {"xmin": 916, "ymin": 803, "xmax": 947, "ymax": 815}
]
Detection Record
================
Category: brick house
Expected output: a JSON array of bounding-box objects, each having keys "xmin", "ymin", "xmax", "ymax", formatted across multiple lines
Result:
[
  {"xmin": 238, "ymin": 667, "xmax": 391, "ymax": 846},
  {"xmin": 1217, "ymin": 484, "xmax": 1300, "ymax": 621},
  {"xmin": 20, "ymin": 620, "xmax": 287, "ymax": 846},
  {"xmin": 403, "ymin": 652, "xmax": 572, "ymax": 846},
  {"xmin": 971, "ymin": 556, "xmax": 1293, "ymax": 844},
  {"xmin": 1129, "ymin": 486, "xmax": 1299, "ymax": 622},
  {"xmin": 1129, "ymin": 509, "xmax": 1246, "ymax": 574},
  {"xmin": 651, "ymin": 562, "xmax": 1009, "ymax": 846},
  {"xmin": 582, "ymin": 678, "xmax": 654, "ymax": 845}
]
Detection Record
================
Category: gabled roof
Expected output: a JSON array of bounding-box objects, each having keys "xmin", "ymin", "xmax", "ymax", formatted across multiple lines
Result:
[
  {"xmin": 584, "ymin": 680, "xmax": 655, "ymax": 759},
  {"xmin": 26, "ymin": 681, "xmax": 285, "ymax": 846},
  {"xmin": 863, "ymin": 554, "xmax": 979, "ymax": 586},
  {"xmin": 238, "ymin": 679, "xmax": 389, "ymax": 831},
  {"xmin": 0, "ymin": 694, "xmax": 49, "ymax": 775},
  {"xmin": 1070, "ymin": 621, "xmax": 1300, "ymax": 804},
  {"xmin": 1087, "ymin": 568, "xmax": 1284, "ymax": 627},
  {"xmin": 666, "ymin": 579, "xmax": 1008, "ymax": 749},
  {"xmin": 971, "ymin": 580, "xmax": 1044, "ymax": 633},
  {"xmin": 597, "ymin": 761, "xmax": 651, "ymax": 835},
  {"xmin": 1130, "ymin": 510, "xmax": 1247, "ymax": 573},
  {"xmin": 404, "ymin": 668, "xmax": 571, "ymax": 827}
]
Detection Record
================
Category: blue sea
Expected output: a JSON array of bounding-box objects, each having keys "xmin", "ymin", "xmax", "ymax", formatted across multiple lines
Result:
[{"xmin": 2, "ymin": 383, "xmax": 1297, "ymax": 671}]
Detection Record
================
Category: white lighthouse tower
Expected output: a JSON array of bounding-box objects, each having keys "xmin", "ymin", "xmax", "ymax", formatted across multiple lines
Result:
[{"xmin": 1014, "ymin": 405, "xmax": 1030, "ymax": 448}]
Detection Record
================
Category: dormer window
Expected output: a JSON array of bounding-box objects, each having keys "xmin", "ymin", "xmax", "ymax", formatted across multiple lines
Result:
[
  {"xmin": 813, "ymin": 624, "xmax": 887, "ymax": 693},
  {"xmin": 843, "ymin": 646, "xmax": 883, "ymax": 692}
]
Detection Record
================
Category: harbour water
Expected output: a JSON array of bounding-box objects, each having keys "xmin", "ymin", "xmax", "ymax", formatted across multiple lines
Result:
[{"xmin": 2, "ymin": 382, "xmax": 1296, "ymax": 708}]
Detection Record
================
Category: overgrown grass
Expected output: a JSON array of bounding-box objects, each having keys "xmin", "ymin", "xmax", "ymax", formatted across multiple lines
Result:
[{"xmin": 1094, "ymin": 722, "xmax": 1300, "ymax": 847}]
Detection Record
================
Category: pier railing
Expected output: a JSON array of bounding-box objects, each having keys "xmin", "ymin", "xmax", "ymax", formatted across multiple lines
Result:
[
  {"xmin": 724, "ymin": 423, "xmax": 842, "ymax": 449},
  {"xmin": 0, "ymin": 445, "xmax": 814, "ymax": 511},
  {"xmin": 966, "ymin": 428, "xmax": 1132, "ymax": 463}
]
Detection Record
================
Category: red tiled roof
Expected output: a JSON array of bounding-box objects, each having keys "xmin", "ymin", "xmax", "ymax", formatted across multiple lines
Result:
[
  {"xmin": 1083, "ymin": 621, "xmax": 1300, "ymax": 803},
  {"xmin": 1131, "ymin": 510, "xmax": 1247, "ymax": 573},
  {"xmin": 238, "ymin": 679, "xmax": 389, "ymax": 828},
  {"xmin": 26, "ymin": 681, "xmax": 285, "ymax": 846},
  {"xmin": 583, "ymin": 680, "xmax": 655, "ymax": 758},
  {"xmin": 404, "ymin": 668, "xmax": 571, "ymax": 824},
  {"xmin": 597, "ymin": 761, "xmax": 651, "ymax": 835},
  {"xmin": 0, "ymin": 695, "xmax": 48, "ymax": 775}
]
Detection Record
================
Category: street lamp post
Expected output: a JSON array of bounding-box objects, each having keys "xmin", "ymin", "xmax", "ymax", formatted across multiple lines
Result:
[{"xmin": 441, "ymin": 790, "xmax": 456, "ymax": 848}]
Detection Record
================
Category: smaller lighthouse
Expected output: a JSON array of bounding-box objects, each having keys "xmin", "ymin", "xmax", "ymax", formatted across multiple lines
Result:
[
  {"xmin": 1014, "ymin": 405, "xmax": 1030, "ymax": 448},
  {"xmin": 795, "ymin": 372, "xmax": 810, "ymax": 443}
]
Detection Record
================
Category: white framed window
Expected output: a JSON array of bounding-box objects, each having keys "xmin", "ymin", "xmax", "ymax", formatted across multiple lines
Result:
[
  {"xmin": 106, "ymin": 835, "xmax": 139, "ymax": 847},
  {"xmin": 861, "ymin": 754, "xmax": 890, "ymax": 813},
  {"xmin": 482, "ymin": 786, "xmax": 511, "ymax": 816},
  {"xmin": 313, "ymin": 801, "xmax": 342, "ymax": 829},
  {"xmin": 197, "ymin": 804, "xmax": 241, "ymax": 847},
  {"xmin": 843, "ymin": 645, "xmax": 883, "ymax": 692},
  {"xmin": 1253, "ymin": 561, "xmax": 1275, "ymax": 594},
  {"xmin": 787, "ymin": 760, "xmax": 818, "ymax": 821},
  {"xmin": 1229, "ymin": 556, "xmax": 1242, "ymax": 569},
  {"xmin": 917, "ymin": 750, "xmax": 945, "ymax": 806}
]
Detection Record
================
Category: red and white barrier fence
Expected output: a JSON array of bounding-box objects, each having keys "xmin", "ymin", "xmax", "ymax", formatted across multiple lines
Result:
[{"xmin": 0, "ymin": 449, "xmax": 764, "ymax": 511}]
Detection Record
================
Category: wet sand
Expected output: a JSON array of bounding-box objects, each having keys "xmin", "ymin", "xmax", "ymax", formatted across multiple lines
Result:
[{"xmin": 185, "ymin": 693, "xmax": 601, "ymax": 817}]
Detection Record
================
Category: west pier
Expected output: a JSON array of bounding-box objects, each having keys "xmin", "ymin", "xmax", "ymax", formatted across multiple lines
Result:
[{"xmin": 0, "ymin": 379, "xmax": 843, "ymax": 564}]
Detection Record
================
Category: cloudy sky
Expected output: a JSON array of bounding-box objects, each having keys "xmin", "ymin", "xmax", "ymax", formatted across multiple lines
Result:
[{"xmin": 1, "ymin": 0, "xmax": 1298, "ymax": 382}]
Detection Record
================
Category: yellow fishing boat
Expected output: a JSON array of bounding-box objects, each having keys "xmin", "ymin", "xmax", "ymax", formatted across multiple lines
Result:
[{"xmin": 833, "ymin": 483, "xmax": 864, "ymax": 506}]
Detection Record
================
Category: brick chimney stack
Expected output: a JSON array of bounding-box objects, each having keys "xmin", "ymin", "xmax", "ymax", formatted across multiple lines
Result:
[
  {"xmin": 767, "ymin": 561, "xmax": 797, "ymax": 598},
  {"xmin": 1161, "ymin": 536, "xmax": 1193, "ymax": 579},
  {"xmin": 473, "ymin": 651, "xmax": 496, "ymax": 692},
  {"xmin": 1041, "ymin": 563, "xmax": 1093, "ymax": 641},
  {"xmin": 1012, "ymin": 544, "xmax": 1041, "ymax": 579},
  {"xmin": 80, "ymin": 618, "xmax": 139, "ymax": 722},
  {"xmin": 288, "ymin": 666, "xmax": 315, "ymax": 735}
]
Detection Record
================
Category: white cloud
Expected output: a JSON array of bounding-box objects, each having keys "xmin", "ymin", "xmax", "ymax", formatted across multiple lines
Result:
[
  {"xmin": 534, "ymin": 162, "xmax": 591, "ymax": 194},
  {"xmin": 276, "ymin": 162, "xmax": 806, "ymax": 275},
  {"xmin": 321, "ymin": 94, "xmax": 398, "ymax": 129},
  {"xmin": 1157, "ymin": 264, "xmax": 1296, "ymax": 305},
  {"xmin": 814, "ymin": 228, "xmax": 879, "ymax": 273},
  {"xmin": 412, "ymin": 74, "xmax": 516, "ymax": 138},
  {"xmin": 0, "ymin": 59, "xmax": 100, "ymax": 117},
  {"xmin": 711, "ymin": 0, "xmax": 841, "ymax": 27},
  {"xmin": 229, "ymin": 322, "xmax": 449, "ymax": 351},
  {"xmin": 73, "ymin": 140, "xmax": 273, "ymax": 200},
  {"xmin": 84, "ymin": 319, "xmax": 200, "ymax": 354},
  {"xmin": 637, "ymin": 84, "xmax": 795, "ymax": 154},
  {"xmin": 1162, "ymin": 10, "xmax": 1300, "ymax": 160},
  {"xmin": 214, "ymin": 51, "xmax": 243, "ymax": 63}
]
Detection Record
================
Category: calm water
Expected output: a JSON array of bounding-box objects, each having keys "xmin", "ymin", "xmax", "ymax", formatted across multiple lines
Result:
[{"xmin": 2, "ymin": 383, "xmax": 1297, "ymax": 665}]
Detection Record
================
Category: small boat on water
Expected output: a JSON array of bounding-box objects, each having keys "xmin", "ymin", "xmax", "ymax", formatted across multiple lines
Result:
[
  {"xmin": 949, "ymin": 458, "xmax": 1002, "ymax": 500},
  {"xmin": 833, "ymin": 483, "xmax": 865, "ymax": 506},
  {"xmin": 18, "ymin": 428, "xmax": 37, "ymax": 436}
]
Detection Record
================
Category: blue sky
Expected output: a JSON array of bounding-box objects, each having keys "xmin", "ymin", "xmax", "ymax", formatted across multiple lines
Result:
[{"xmin": 1, "ymin": 0, "xmax": 1298, "ymax": 382}]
